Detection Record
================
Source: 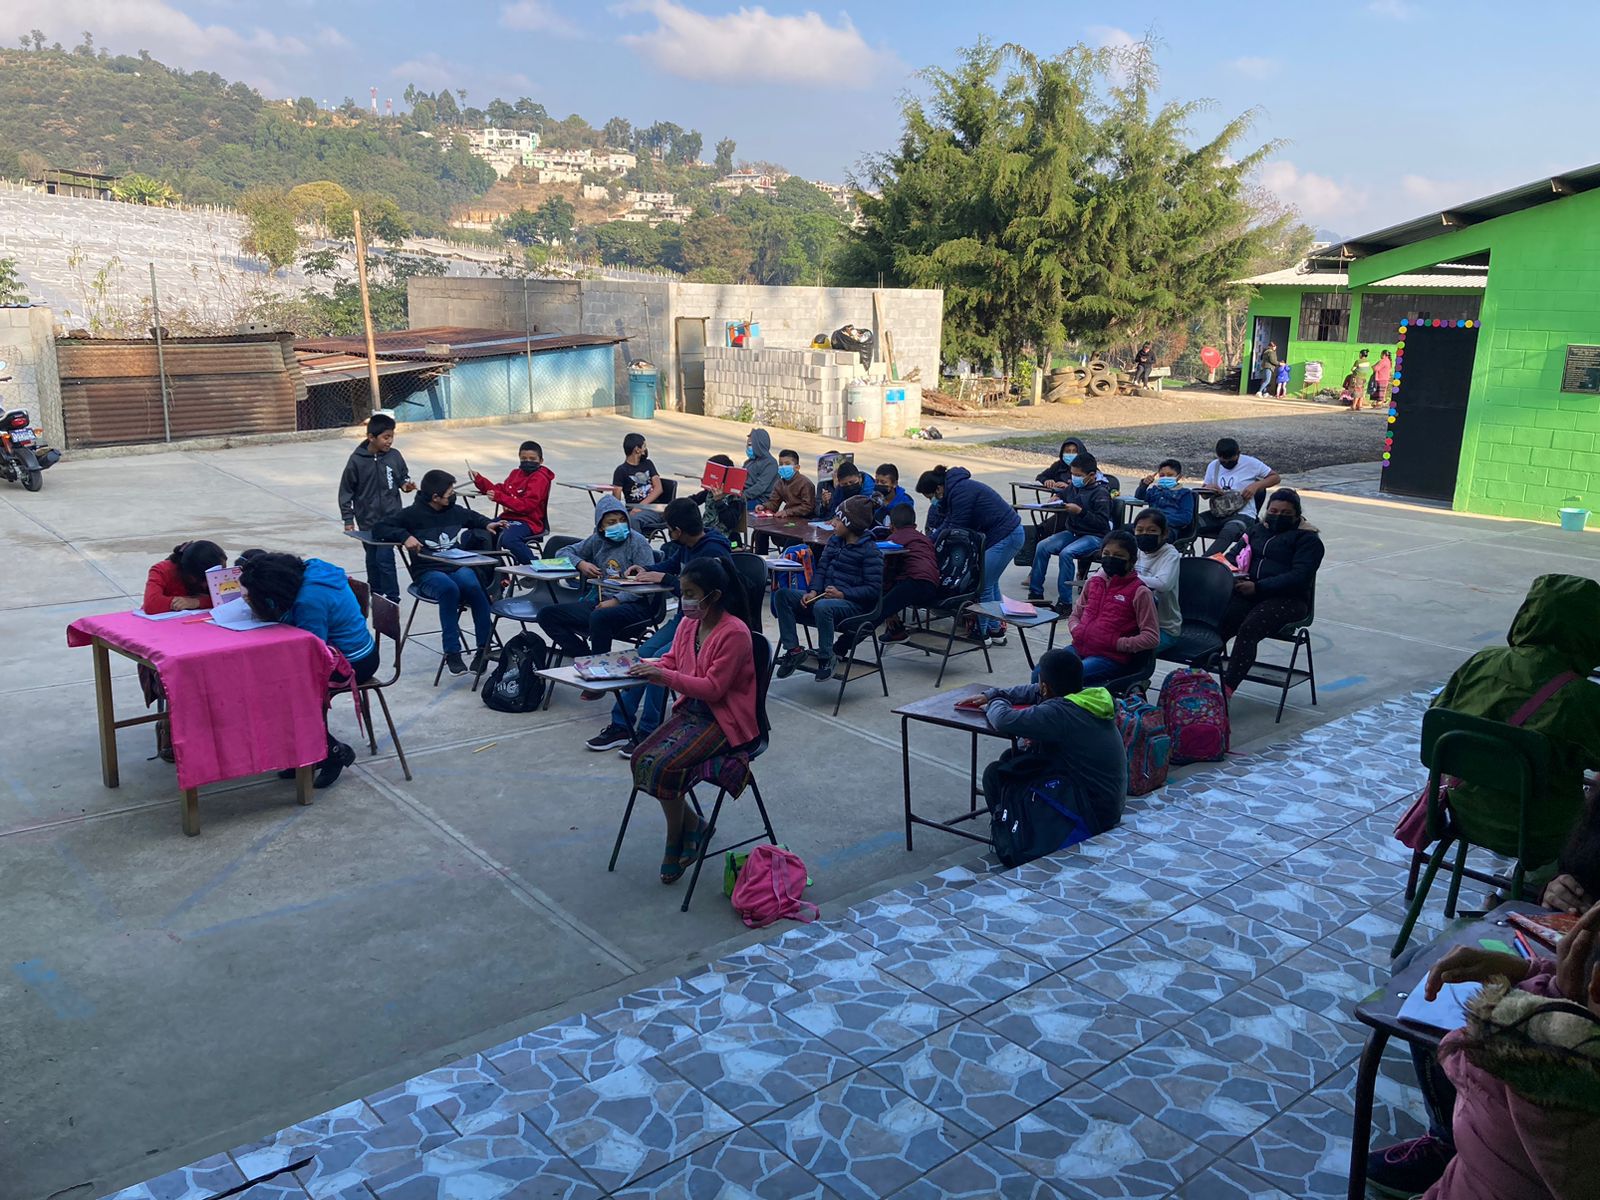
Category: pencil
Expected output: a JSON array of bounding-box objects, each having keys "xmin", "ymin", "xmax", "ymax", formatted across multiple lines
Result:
[{"xmin": 1511, "ymin": 930, "xmax": 1534, "ymax": 960}]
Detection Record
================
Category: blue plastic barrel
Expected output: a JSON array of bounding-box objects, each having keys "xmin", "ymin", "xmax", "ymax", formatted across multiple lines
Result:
[{"xmin": 628, "ymin": 369, "xmax": 658, "ymax": 420}]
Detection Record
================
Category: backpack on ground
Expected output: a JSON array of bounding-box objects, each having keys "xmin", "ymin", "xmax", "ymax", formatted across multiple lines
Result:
[
  {"xmin": 1013, "ymin": 524, "xmax": 1040, "ymax": 568},
  {"xmin": 768, "ymin": 544, "xmax": 815, "ymax": 615},
  {"xmin": 480, "ymin": 631, "xmax": 549, "ymax": 713},
  {"xmin": 987, "ymin": 767, "xmax": 1094, "ymax": 868},
  {"xmin": 730, "ymin": 843, "xmax": 817, "ymax": 928},
  {"xmin": 1115, "ymin": 694, "xmax": 1171, "ymax": 796},
  {"xmin": 1158, "ymin": 668, "xmax": 1230, "ymax": 764}
]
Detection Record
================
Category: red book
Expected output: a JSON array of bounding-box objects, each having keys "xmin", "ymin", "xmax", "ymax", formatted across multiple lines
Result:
[{"xmin": 701, "ymin": 461, "xmax": 749, "ymax": 494}]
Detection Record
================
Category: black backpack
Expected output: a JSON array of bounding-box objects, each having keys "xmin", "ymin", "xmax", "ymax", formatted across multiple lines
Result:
[
  {"xmin": 986, "ymin": 750, "xmax": 1093, "ymax": 867},
  {"xmin": 481, "ymin": 632, "xmax": 549, "ymax": 713},
  {"xmin": 933, "ymin": 526, "xmax": 985, "ymax": 599}
]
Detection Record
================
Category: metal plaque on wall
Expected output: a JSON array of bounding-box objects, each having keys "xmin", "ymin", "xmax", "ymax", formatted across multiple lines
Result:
[{"xmin": 1560, "ymin": 344, "xmax": 1600, "ymax": 394}]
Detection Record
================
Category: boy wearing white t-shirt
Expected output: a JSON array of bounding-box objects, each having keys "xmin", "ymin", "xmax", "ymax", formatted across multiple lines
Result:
[{"xmin": 1197, "ymin": 437, "xmax": 1281, "ymax": 554}]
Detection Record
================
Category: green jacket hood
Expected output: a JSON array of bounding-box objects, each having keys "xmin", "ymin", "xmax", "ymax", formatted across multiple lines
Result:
[
  {"xmin": 1066, "ymin": 686, "xmax": 1115, "ymax": 719},
  {"xmin": 1507, "ymin": 574, "xmax": 1600, "ymax": 672}
]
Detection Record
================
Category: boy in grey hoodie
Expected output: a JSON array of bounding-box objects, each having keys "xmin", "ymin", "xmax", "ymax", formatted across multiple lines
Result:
[{"xmin": 537, "ymin": 495, "xmax": 659, "ymax": 656}]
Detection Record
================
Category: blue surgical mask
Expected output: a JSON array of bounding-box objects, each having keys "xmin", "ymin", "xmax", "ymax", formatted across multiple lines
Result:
[
  {"xmin": 745, "ymin": 446, "xmax": 755, "ymax": 459},
  {"xmin": 1156, "ymin": 476, "xmax": 1179, "ymax": 490},
  {"xmin": 603, "ymin": 523, "xmax": 630, "ymax": 543},
  {"xmin": 1062, "ymin": 453, "xmax": 1077, "ymax": 465},
  {"xmin": 778, "ymin": 464, "xmax": 796, "ymax": 480},
  {"xmin": 1070, "ymin": 475, "xmax": 1088, "ymax": 489}
]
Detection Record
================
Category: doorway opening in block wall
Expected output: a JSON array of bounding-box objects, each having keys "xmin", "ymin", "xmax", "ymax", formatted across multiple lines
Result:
[{"xmin": 676, "ymin": 317, "xmax": 707, "ymax": 415}]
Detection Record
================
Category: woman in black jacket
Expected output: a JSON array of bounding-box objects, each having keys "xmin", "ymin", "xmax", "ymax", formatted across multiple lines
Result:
[{"xmin": 1220, "ymin": 488, "xmax": 1324, "ymax": 693}]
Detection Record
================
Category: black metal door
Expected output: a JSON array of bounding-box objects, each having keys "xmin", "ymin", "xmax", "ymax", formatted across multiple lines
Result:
[
  {"xmin": 1380, "ymin": 324, "xmax": 1479, "ymax": 503},
  {"xmin": 676, "ymin": 317, "xmax": 707, "ymax": 415}
]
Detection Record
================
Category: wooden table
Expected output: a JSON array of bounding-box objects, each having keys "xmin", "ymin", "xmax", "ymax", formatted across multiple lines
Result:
[
  {"xmin": 78, "ymin": 629, "xmax": 314, "ymax": 836},
  {"xmin": 1345, "ymin": 900, "xmax": 1548, "ymax": 1200},
  {"xmin": 966, "ymin": 600, "xmax": 1062, "ymax": 669},
  {"xmin": 893, "ymin": 683, "xmax": 1015, "ymax": 851},
  {"xmin": 749, "ymin": 515, "xmax": 836, "ymax": 553}
]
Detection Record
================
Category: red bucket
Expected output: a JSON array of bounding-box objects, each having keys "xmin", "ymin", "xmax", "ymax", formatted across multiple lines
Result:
[{"xmin": 845, "ymin": 419, "xmax": 866, "ymax": 443}]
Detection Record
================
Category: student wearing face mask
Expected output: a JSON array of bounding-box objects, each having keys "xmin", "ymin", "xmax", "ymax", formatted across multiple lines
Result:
[
  {"xmin": 627, "ymin": 557, "xmax": 757, "ymax": 885},
  {"xmin": 1026, "ymin": 451, "xmax": 1113, "ymax": 610},
  {"xmin": 1132, "ymin": 509, "xmax": 1182, "ymax": 648},
  {"xmin": 1065, "ymin": 529, "xmax": 1161, "ymax": 685},
  {"xmin": 374, "ymin": 470, "xmax": 507, "ymax": 676},
  {"xmin": 1197, "ymin": 437, "xmax": 1281, "ymax": 554},
  {"xmin": 742, "ymin": 428, "xmax": 779, "ymax": 510},
  {"xmin": 536, "ymin": 495, "xmax": 658, "ymax": 660},
  {"xmin": 1133, "ymin": 459, "xmax": 1197, "ymax": 539},
  {"xmin": 773, "ymin": 496, "xmax": 883, "ymax": 682},
  {"xmin": 471, "ymin": 440, "xmax": 553, "ymax": 565},
  {"xmin": 1219, "ymin": 488, "xmax": 1323, "ymax": 694},
  {"xmin": 763, "ymin": 448, "xmax": 816, "ymax": 519}
]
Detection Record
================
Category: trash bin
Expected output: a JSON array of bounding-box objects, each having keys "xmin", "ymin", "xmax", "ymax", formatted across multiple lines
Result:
[
  {"xmin": 1559, "ymin": 506, "xmax": 1590, "ymax": 532},
  {"xmin": 628, "ymin": 368, "xmax": 658, "ymax": 420}
]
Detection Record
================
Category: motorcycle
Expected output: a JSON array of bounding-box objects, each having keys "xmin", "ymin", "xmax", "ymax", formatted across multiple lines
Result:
[{"xmin": 0, "ymin": 360, "xmax": 60, "ymax": 492}]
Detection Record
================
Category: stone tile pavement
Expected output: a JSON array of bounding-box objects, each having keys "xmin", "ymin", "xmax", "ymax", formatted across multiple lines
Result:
[{"xmin": 105, "ymin": 691, "xmax": 1445, "ymax": 1200}]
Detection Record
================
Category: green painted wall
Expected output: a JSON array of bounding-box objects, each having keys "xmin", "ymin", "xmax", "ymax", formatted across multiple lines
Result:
[
  {"xmin": 1349, "ymin": 188, "xmax": 1600, "ymax": 524},
  {"xmin": 1241, "ymin": 285, "xmax": 1479, "ymax": 396}
]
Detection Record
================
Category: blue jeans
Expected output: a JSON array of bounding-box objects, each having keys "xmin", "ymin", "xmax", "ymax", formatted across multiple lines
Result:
[
  {"xmin": 978, "ymin": 523, "xmax": 1027, "ymax": 634},
  {"xmin": 611, "ymin": 616, "xmax": 679, "ymax": 738},
  {"xmin": 498, "ymin": 522, "xmax": 541, "ymax": 565},
  {"xmin": 1158, "ymin": 630, "xmax": 1176, "ymax": 651},
  {"xmin": 418, "ymin": 568, "xmax": 493, "ymax": 654},
  {"xmin": 364, "ymin": 542, "xmax": 399, "ymax": 602},
  {"xmin": 1038, "ymin": 647, "xmax": 1122, "ymax": 686},
  {"xmin": 774, "ymin": 590, "xmax": 857, "ymax": 658},
  {"xmin": 1028, "ymin": 532, "xmax": 1102, "ymax": 603}
]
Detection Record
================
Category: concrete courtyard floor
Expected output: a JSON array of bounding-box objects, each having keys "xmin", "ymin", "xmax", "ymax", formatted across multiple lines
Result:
[{"xmin": 3, "ymin": 410, "xmax": 1597, "ymax": 1199}]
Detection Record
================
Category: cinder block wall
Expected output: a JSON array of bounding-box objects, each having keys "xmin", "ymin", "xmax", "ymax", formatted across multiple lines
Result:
[
  {"xmin": 703, "ymin": 346, "xmax": 858, "ymax": 435},
  {"xmin": 408, "ymin": 277, "xmax": 943, "ymax": 415},
  {"xmin": 0, "ymin": 306, "xmax": 63, "ymax": 447}
]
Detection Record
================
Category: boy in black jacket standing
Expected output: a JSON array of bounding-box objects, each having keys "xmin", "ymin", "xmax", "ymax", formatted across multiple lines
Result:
[{"xmin": 338, "ymin": 413, "xmax": 414, "ymax": 601}]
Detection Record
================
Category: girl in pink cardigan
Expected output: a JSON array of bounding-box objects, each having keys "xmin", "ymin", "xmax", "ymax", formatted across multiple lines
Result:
[{"xmin": 628, "ymin": 558, "xmax": 758, "ymax": 884}]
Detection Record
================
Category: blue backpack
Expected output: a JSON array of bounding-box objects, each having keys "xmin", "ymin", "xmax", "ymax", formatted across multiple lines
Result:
[{"xmin": 768, "ymin": 544, "xmax": 815, "ymax": 615}]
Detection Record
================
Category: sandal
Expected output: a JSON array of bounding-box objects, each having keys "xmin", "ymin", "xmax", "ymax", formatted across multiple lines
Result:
[
  {"xmin": 662, "ymin": 816, "xmax": 705, "ymax": 885},
  {"xmin": 659, "ymin": 826, "xmax": 688, "ymax": 885}
]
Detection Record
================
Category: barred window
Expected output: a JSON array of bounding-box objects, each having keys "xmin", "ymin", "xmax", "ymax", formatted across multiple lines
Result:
[
  {"xmin": 1358, "ymin": 292, "xmax": 1482, "ymax": 342},
  {"xmin": 1297, "ymin": 292, "xmax": 1351, "ymax": 342}
]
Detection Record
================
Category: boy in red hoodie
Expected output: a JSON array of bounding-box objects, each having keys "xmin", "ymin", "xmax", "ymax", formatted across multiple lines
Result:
[
  {"xmin": 1065, "ymin": 529, "xmax": 1160, "ymax": 684},
  {"xmin": 472, "ymin": 440, "xmax": 554, "ymax": 565}
]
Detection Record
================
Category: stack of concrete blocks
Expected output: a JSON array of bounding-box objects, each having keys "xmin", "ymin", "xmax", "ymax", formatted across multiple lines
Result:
[{"xmin": 702, "ymin": 345, "xmax": 861, "ymax": 436}]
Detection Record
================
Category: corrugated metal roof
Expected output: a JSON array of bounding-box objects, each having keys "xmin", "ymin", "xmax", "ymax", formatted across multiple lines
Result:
[
  {"xmin": 295, "ymin": 350, "xmax": 449, "ymax": 387},
  {"xmin": 295, "ymin": 327, "xmax": 626, "ymax": 361},
  {"xmin": 1322, "ymin": 161, "xmax": 1600, "ymax": 258},
  {"xmin": 1237, "ymin": 266, "xmax": 1487, "ymax": 288}
]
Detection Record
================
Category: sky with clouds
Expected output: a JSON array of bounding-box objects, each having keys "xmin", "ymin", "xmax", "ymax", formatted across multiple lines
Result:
[{"xmin": 9, "ymin": 0, "xmax": 1597, "ymax": 237}]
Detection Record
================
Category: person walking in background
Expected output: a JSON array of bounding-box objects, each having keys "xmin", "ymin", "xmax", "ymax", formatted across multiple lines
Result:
[
  {"xmin": 1369, "ymin": 349, "xmax": 1394, "ymax": 414},
  {"xmin": 1256, "ymin": 341, "xmax": 1280, "ymax": 397},
  {"xmin": 1133, "ymin": 341, "xmax": 1155, "ymax": 388},
  {"xmin": 338, "ymin": 412, "xmax": 414, "ymax": 602},
  {"xmin": 1351, "ymin": 348, "xmax": 1373, "ymax": 409}
]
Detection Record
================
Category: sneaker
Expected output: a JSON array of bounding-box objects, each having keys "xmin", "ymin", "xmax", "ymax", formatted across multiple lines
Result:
[
  {"xmin": 986, "ymin": 632, "xmax": 1008, "ymax": 648},
  {"xmin": 881, "ymin": 625, "xmax": 910, "ymax": 644},
  {"xmin": 586, "ymin": 723, "xmax": 633, "ymax": 752},
  {"xmin": 314, "ymin": 742, "xmax": 357, "ymax": 790},
  {"xmin": 617, "ymin": 737, "xmax": 641, "ymax": 759},
  {"xmin": 1026, "ymin": 592, "xmax": 1046, "ymax": 603},
  {"xmin": 812, "ymin": 654, "xmax": 838, "ymax": 681},
  {"xmin": 470, "ymin": 645, "xmax": 492, "ymax": 674},
  {"xmin": 444, "ymin": 652, "xmax": 469, "ymax": 676},
  {"xmin": 1367, "ymin": 1135, "xmax": 1452, "ymax": 1198},
  {"xmin": 774, "ymin": 647, "xmax": 807, "ymax": 679}
]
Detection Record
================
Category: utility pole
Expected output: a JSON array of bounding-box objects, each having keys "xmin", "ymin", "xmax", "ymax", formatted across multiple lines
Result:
[
  {"xmin": 352, "ymin": 208, "xmax": 381, "ymax": 422},
  {"xmin": 523, "ymin": 276, "xmax": 535, "ymax": 414},
  {"xmin": 149, "ymin": 263, "xmax": 172, "ymax": 442}
]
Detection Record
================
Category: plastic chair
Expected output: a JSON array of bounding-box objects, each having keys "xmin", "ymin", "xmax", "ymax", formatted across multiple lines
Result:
[
  {"xmin": 795, "ymin": 595, "xmax": 889, "ymax": 716},
  {"xmin": 609, "ymin": 634, "xmax": 779, "ymax": 912},
  {"xmin": 470, "ymin": 537, "xmax": 576, "ymax": 691},
  {"xmin": 1100, "ymin": 648, "xmax": 1157, "ymax": 698},
  {"xmin": 1156, "ymin": 557, "xmax": 1235, "ymax": 674},
  {"xmin": 1390, "ymin": 708, "xmax": 1550, "ymax": 958},
  {"xmin": 353, "ymin": 594, "xmax": 413, "ymax": 781},
  {"xmin": 1233, "ymin": 582, "xmax": 1318, "ymax": 722}
]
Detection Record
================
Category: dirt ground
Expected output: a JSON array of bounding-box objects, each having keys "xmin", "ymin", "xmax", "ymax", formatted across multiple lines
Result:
[{"xmin": 945, "ymin": 386, "xmax": 1387, "ymax": 477}]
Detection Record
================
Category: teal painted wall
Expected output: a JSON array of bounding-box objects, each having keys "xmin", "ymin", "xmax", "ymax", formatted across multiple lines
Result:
[
  {"xmin": 1349, "ymin": 187, "xmax": 1600, "ymax": 524},
  {"xmin": 1241, "ymin": 285, "xmax": 1481, "ymax": 396}
]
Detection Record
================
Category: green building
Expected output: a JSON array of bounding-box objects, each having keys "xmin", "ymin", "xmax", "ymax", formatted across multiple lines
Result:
[{"xmin": 1241, "ymin": 163, "xmax": 1600, "ymax": 523}]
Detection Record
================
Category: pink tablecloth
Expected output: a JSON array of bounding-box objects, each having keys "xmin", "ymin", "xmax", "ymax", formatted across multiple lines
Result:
[{"xmin": 68, "ymin": 611, "xmax": 336, "ymax": 790}]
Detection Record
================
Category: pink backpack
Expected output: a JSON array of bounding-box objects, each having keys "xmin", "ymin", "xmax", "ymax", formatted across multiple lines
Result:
[
  {"xmin": 730, "ymin": 844, "xmax": 817, "ymax": 928},
  {"xmin": 1159, "ymin": 668, "xmax": 1230, "ymax": 764}
]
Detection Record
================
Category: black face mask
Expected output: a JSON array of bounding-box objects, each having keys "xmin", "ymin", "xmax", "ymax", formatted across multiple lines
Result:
[
  {"xmin": 1219, "ymin": 458, "xmax": 1240, "ymax": 471},
  {"xmin": 1265, "ymin": 514, "xmax": 1298, "ymax": 533},
  {"xmin": 1101, "ymin": 557, "xmax": 1130, "ymax": 576},
  {"xmin": 1134, "ymin": 533, "xmax": 1162, "ymax": 553},
  {"xmin": 519, "ymin": 461, "xmax": 540, "ymax": 474}
]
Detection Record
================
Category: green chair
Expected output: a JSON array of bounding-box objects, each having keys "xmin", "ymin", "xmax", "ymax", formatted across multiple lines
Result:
[{"xmin": 1390, "ymin": 707, "xmax": 1550, "ymax": 959}]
